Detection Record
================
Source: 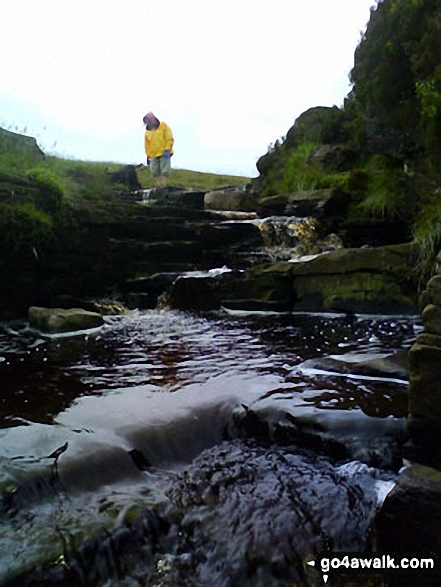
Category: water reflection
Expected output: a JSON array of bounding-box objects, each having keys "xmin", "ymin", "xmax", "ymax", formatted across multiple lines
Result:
[{"xmin": 0, "ymin": 310, "xmax": 418, "ymax": 428}]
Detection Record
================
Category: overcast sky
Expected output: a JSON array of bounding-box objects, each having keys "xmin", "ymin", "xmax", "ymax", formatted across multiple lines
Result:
[{"xmin": 0, "ymin": 0, "xmax": 375, "ymax": 177}]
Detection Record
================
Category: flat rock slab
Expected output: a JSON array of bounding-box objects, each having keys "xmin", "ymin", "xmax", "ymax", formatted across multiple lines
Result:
[{"xmin": 28, "ymin": 306, "xmax": 104, "ymax": 333}]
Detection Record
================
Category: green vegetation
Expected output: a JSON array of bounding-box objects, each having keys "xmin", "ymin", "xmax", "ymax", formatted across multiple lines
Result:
[
  {"xmin": 350, "ymin": 0, "xmax": 441, "ymax": 275},
  {"xmin": 350, "ymin": 155, "xmax": 415, "ymax": 220},
  {"xmin": 350, "ymin": 0, "xmax": 441, "ymax": 166},
  {"xmin": 0, "ymin": 202, "xmax": 53, "ymax": 253},
  {"xmin": 412, "ymin": 194, "xmax": 441, "ymax": 281},
  {"xmin": 255, "ymin": 0, "xmax": 441, "ymax": 280},
  {"xmin": 1, "ymin": 154, "xmax": 250, "ymax": 204},
  {"xmin": 0, "ymin": 128, "xmax": 44, "ymax": 174},
  {"xmin": 256, "ymin": 140, "xmax": 353, "ymax": 197},
  {"xmin": 45, "ymin": 157, "xmax": 250, "ymax": 203}
]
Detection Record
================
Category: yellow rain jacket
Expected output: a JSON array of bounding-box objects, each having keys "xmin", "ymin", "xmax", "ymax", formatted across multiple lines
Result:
[{"xmin": 144, "ymin": 121, "xmax": 174, "ymax": 158}]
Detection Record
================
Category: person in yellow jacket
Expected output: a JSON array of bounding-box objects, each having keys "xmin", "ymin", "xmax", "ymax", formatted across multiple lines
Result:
[{"xmin": 143, "ymin": 112, "xmax": 174, "ymax": 186}]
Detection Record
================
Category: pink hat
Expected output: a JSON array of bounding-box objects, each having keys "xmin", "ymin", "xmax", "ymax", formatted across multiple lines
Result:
[{"xmin": 143, "ymin": 112, "xmax": 156, "ymax": 124}]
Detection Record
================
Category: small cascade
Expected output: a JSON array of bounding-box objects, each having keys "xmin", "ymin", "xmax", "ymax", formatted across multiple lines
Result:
[{"xmin": 253, "ymin": 215, "xmax": 344, "ymax": 262}]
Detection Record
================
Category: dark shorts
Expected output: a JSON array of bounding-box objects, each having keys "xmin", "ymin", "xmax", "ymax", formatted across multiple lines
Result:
[{"xmin": 150, "ymin": 156, "xmax": 171, "ymax": 177}]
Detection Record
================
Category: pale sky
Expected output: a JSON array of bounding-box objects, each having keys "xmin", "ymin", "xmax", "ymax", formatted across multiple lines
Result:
[{"xmin": 0, "ymin": 0, "xmax": 375, "ymax": 177}]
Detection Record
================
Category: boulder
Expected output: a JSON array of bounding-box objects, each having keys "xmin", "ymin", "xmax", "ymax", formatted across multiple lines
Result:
[
  {"xmin": 28, "ymin": 306, "xmax": 104, "ymax": 333},
  {"xmin": 107, "ymin": 165, "xmax": 141, "ymax": 190},
  {"xmin": 204, "ymin": 187, "xmax": 257, "ymax": 212},
  {"xmin": 237, "ymin": 398, "xmax": 405, "ymax": 469},
  {"xmin": 300, "ymin": 350, "xmax": 409, "ymax": 382},
  {"xmin": 147, "ymin": 186, "xmax": 206, "ymax": 209},
  {"xmin": 419, "ymin": 274, "xmax": 441, "ymax": 309},
  {"xmin": 375, "ymin": 464, "xmax": 441, "ymax": 586},
  {"xmin": 422, "ymin": 303, "xmax": 441, "ymax": 335}
]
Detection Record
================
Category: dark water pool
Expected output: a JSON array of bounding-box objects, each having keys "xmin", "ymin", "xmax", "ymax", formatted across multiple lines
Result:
[{"xmin": 0, "ymin": 309, "xmax": 418, "ymax": 586}]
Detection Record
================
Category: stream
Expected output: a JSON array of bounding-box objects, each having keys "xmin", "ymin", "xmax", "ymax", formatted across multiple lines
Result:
[{"xmin": 0, "ymin": 308, "xmax": 418, "ymax": 586}]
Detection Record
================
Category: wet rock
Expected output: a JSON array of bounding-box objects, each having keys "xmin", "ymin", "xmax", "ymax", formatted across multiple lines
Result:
[
  {"xmin": 167, "ymin": 275, "xmax": 221, "ymax": 311},
  {"xmin": 212, "ymin": 243, "xmax": 418, "ymax": 314},
  {"xmin": 256, "ymin": 216, "xmax": 316, "ymax": 248},
  {"xmin": 198, "ymin": 220, "xmax": 263, "ymax": 251},
  {"xmin": 375, "ymin": 464, "xmax": 441, "ymax": 587},
  {"xmin": 4, "ymin": 441, "xmax": 391, "ymax": 587},
  {"xmin": 171, "ymin": 242, "xmax": 418, "ymax": 314},
  {"xmin": 28, "ymin": 306, "xmax": 104, "ymax": 333},
  {"xmin": 163, "ymin": 441, "xmax": 389, "ymax": 586},
  {"xmin": 218, "ymin": 267, "xmax": 296, "ymax": 312},
  {"xmin": 301, "ymin": 350, "xmax": 409, "ymax": 381},
  {"xmin": 422, "ymin": 303, "xmax": 441, "ymax": 335},
  {"xmin": 238, "ymin": 402, "xmax": 405, "ymax": 470},
  {"xmin": 124, "ymin": 273, "xmax": 179, "ymax": 309},
  {"xmin": 419, "ymin": 274, "xmax": 441, "ymax": 309}
]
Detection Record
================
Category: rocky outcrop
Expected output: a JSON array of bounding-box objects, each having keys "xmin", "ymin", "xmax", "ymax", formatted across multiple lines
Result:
[
  {"xmin": 107, "ymin": 165, "xmax": 141, "ymax": 190},
  {"xmin": 167, "ymin": 242, "xmax": 419, "ymax": 314},
  {"xmin": 0, "ymin": 196, "xmax": 265, "ymax": 319},
  {"xmin": 286, "ymin": 242, "xmax": 418, "ymax": 314},
  {"xmin": 0, "ymin": 162, "xmax": 421, "ymax": 321},
  {"xmin": 28, "ymin": 306, "xmax": 104, "ymax": 333}
]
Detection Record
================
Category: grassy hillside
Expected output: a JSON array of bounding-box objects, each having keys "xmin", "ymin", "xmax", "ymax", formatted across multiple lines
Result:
[
  {"xmin": 46, "ymin": 156, "xmax": 250, "ymax": 203},
  {"xmin": 0, "ymin": 127, "xmax": 251, "ymax": 260},
  {"xmin": 0, "ymin": 127, "xmax": 251, "ymax": 204}
]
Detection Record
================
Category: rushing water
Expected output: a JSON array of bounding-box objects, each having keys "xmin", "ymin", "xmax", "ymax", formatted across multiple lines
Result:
[{"xmin": 0, "ymin": 309, "xmax": 418, "ymax": 586}]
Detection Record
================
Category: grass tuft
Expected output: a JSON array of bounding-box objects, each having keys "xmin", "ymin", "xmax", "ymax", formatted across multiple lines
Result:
[{"xmin": 412, "ymin": 194, "xmax": 441, "ymax": 282}]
